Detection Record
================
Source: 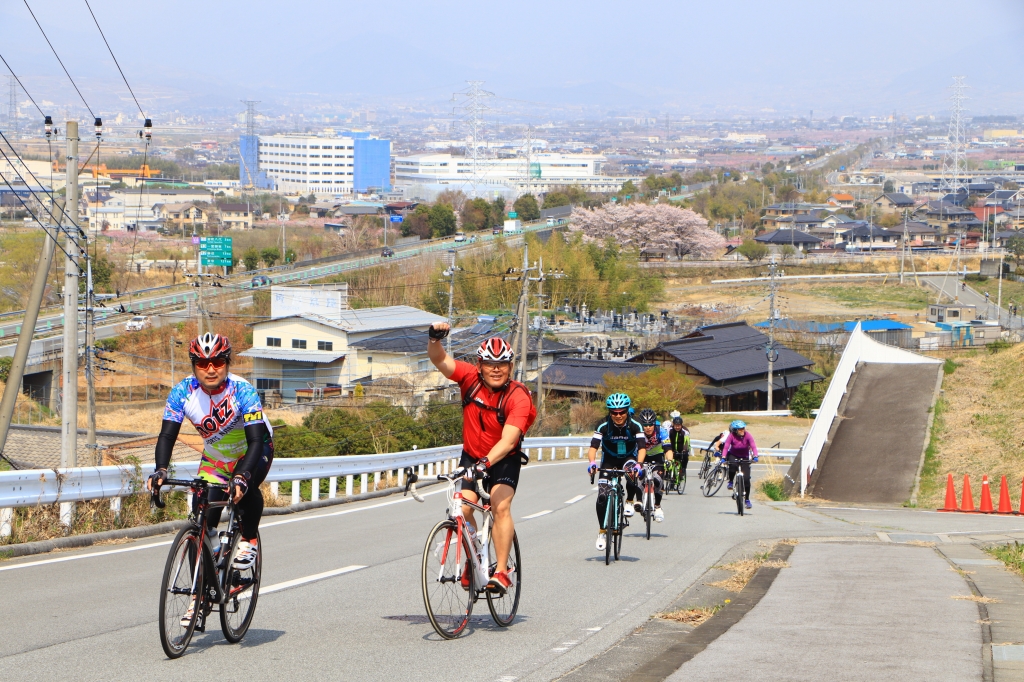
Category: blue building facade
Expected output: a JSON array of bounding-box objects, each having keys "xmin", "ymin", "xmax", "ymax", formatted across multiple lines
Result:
[
  {"xmin": 353, "ymin": 138, "xmax": 392, "ymax": 193},
  {"xmin": 239, "ymin": 135, "xmax": 276, "ymax": 190}
]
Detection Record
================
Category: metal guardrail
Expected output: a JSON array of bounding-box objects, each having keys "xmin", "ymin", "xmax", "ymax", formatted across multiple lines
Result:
[{"xmin": 0, "ymin": 433, "xmax": 799, "ymax": 536}]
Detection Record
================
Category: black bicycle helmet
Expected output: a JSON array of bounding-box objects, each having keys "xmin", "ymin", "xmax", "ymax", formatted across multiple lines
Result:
[{"xmin": 637, "ymin": 408, "xmax": 658, "ymax": 426}]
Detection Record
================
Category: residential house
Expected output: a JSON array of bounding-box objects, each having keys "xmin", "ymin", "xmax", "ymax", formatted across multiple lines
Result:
[
  {"xmin": 625, "ymin": 322, "xmax": 822, "ymax": 412},
  {"xmin": 219, "ymin": 203, "xmax": 253, "ymax": 229},
  {"xmin": 915, "ymin": 201, "xmax": 976, "ymax": 234},
  {"xmin": 540, "ymin": 358, "xmax": 654, "ymax": 398},
  {"xmin": 754, "ymin": 229, "xmax": 822, "ymax": 253},
  {"xmin": 873, "ymin": 192, "xmax": 915, "ymax": 215},
  {"xmin": 926, "ymin": 303, "xmax": 976, "ymax": 324},
  {"xmin": 768, "ymin": 210, "xmax": 828, "ymax": 232},
  {"xmin": 841, "ymin": 223, "xmax": 902, "ymax": 250},
  {"xmin": 902, "ymin": 221, "xmax": 940, "ymax": 245},
  {"xmin": 993, "ymin": 230, "xmax": 1022, "ymax": 248},
  {"xmin": 983, "ymin": 190, "xmax": 1018, "ymax": 206},
  {"xmin": 828, "ymin": 193, "xmax": 855, "ymax": 208},
  {"xmin": 241, "ymin": 305, "xmax": 444, "ymax": 403},
  {"xmin": 158, "ymin": 203, "xmax": 208, "ymax": 232},
  {"xmin": 760, "ymin": 203, "xmax": 817, "ymax": 229}
]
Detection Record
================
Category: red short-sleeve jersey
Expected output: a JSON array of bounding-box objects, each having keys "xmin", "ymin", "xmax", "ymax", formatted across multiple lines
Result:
[{"xmin": 450, "ymin": 360, "xmax": 537, "ymax": 460}]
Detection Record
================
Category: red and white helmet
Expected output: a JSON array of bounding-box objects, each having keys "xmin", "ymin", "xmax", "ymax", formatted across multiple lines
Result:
[
  {"xmin": 189, "ymin": 332, "xmax": 232, "ymax": 363},
  {"xmin": 477, "ymin": 337, "xmax": 515, "ymax": 363}
]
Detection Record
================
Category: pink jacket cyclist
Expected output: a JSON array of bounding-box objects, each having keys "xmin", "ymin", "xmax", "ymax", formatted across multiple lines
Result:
[{"xmin": 721, "ymin": 430, "xmax": 758, "ymax": 461}]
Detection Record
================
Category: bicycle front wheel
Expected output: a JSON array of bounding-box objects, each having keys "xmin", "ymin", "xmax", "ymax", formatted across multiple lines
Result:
[
  {"xmin": 677, "ymin": 468, "xmax": 687, "ymax": 495},
  {"xmin": 735, "ymin": 475, "xmax": 746, "ymax": 516},
  {"xmin": 704, "ymin": 466, "xmax": 726, "ymax": 497},
  {"xmin": 159, "ymin": 525, "xmax": 203, "ymax": 659},
  {"xmin": 422, "ymin": 519, "xmax": 474, "ymax": 639},
  {"xmin": 486, "ymin": 531, "xmax": 521, "ymax": 627},
  {"xmin": 644, "ymin": 487, "xmax": 653, "ymax": 540},
  {"xmin": 220, "ymin": 530, "xmax": 262, "ymax": 643}
]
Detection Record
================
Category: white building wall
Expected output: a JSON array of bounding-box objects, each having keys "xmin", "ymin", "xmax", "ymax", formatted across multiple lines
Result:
[{"xmin": 258, "ymin": 134, "xmax": 356, "ymax": 197}]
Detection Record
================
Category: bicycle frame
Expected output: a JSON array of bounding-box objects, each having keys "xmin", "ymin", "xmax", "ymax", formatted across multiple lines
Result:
[{"xmin": 596, "ymin": 469, "xmax": 626, "ymax": 532}]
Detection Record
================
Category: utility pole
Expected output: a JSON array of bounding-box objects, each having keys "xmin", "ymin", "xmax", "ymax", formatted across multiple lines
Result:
[
  {"xmin": 61, "ymin": 120, "xmax": 80, "ymax": 527},
  {"xmin": 85, "ymin": 244, "xmax": 97, "ymax": 463},
  {"xmin": 0, "ymin": 221, "xmax": 57, "ymax": 458},
  {"xmin": 505, "ymin": 245, "xmax": 532, "ymax": 384},
  {"xmin": 532, "ymin": 257, "xmax": 565, "ymax": 418},
  {"xmin": 766, "ymin": 257, "xmax": 779, "ymax": 411},
  {"xmin": 443, "ymin": 250, "xmax": 459, "ymax": 355}
]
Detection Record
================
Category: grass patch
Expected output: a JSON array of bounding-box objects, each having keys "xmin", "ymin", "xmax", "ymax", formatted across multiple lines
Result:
[
  {"xmin": 987, "ymin": 541, "xmax": 1024, "ymax": 578},
  {"xmin": 800, "ymin": 282, "xmax": 931, "ymax": 310},
  {"xmin": 951, "ymin": 595, "xmax": 1001, "ymax": 604},
  {"xmin": 656, "ymin": 606, "xmax": 720, "ymax": 626},
  {"xmin": 916, "ymin": 398, "xmax": 945, "ymax": 506},
  {"xmin": 757, "ymin": 474, "xmax": 789, "ymax": 501},
  {"xmin": 943, "ymin": 358, "xmax": 960, "ymax": 375}
]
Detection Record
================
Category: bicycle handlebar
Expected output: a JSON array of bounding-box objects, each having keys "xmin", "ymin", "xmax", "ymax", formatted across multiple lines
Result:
[
  {"xmin": 403, "ymin": 468, "xmax": 425, "ymax": 503},
  {"xmin": 150, "ymin": 477, "xmax": 228, "ymax": 509},
  {"xmin": 402, "ymin": 466, "xmax": 490, "ymax": 503}
]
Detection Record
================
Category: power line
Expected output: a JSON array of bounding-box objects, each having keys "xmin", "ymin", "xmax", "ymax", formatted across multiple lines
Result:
[
  {"xmin": 22, "ymin": 0, "xmax": 96, "ymax": 119},
  {"xmin": 0, "ymin": 128, "xmax": 82, "ymax": 235},
  {"xmin": 82, "ymin": 0, "xmax": 146, "ymax": 119},
  {"xmin": 0, "ymin": 52, "xmax": 45, "ymax": 118}
]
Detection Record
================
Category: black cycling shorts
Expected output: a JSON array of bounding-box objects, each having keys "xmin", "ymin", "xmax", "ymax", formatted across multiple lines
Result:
[{"xmin": 459, "ymin": 451, "xmax": 521, "ymax": 493}]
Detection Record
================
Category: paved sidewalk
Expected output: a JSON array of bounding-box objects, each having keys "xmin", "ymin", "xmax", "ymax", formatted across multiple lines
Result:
[{"xmin": 668, "ymin": 542, "xmax": 981, "ymax": 682}]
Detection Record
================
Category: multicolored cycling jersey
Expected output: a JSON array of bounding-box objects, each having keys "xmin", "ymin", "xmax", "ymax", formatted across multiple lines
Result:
[
  {"xmin": 163, "ymin": 374, "xmax": 273, "ymax": 483},
  {"xmin": 643, "ymin": 426, "xmax": 671, "ymax": 459}
]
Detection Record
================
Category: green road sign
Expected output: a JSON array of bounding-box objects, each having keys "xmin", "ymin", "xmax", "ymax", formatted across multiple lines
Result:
[{"xmin": 200, "ymin": 236, "xmax": 232, "ymax": 266}]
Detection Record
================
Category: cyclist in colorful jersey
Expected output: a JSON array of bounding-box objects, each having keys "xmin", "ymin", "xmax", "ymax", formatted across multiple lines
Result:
[
  {"xmin": 145, "ymin": 333, "xmax": 273, "ymax": 570},
  {"xmin": 721, "ymin": 420, "xmax": 758, "ymax": 510},
  {"xmin": 666, "ymin": 416, "xmax": 691, "ymax": 480},
  {"xmin": 636, "ymin": 408, "xmax": 670, "ymax": 522},
  {"xmin": 427, "ymin": 322, "xmax": 537, "ymax": 595},
  {"xmin": 587, "ymin": 393, "xmax": 646, "ymax": 551}
]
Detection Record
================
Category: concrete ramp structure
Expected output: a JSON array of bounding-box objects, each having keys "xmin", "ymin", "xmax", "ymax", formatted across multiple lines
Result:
[{"xmin": 795, "ymin": 325, "xmax": 942, "ymax": 504}]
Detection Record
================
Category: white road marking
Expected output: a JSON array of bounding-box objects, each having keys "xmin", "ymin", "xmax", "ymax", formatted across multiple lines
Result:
[
  {"xmin": 564, "ymin": 495, "xmax": 586, "ymax": 504},
  {"xmin": 586, "ymin": 626, "xmax": 602, "ymax": 631},
  {"xmin": 522, "ymin": 510, "xmax": 552, "ymax": 519},
  {"xmin": 0, "ymin": 540, "xmax": 173, "ymax": 572},
  {"xmin": 261, "ymin": 564, "xmax": 367, "ymax": 594}
]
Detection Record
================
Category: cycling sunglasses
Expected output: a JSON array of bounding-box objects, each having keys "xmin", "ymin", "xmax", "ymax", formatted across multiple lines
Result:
[
  {"xmin": 609, "ymin": 409, "xmax": 629, "ymax": 416},
  {"xmin": 193, "ymin": 357, "xmax": 228, "ymax": 370}
]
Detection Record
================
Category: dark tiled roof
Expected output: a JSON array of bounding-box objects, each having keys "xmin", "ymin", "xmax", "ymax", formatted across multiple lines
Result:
[
  {"xmin": 630, "ymin": 322, "xmax": 813, "ymax": 382},
  {"xmin": 353, "ymin": 327, "xmax": 427, "ymax": 353},
  {"xmin": 881, "ymin": 192, "xmax": 914, "ymax": 206},
  {"xmin": 218, "ymin": 203, "xmax": 250, "ymax": 212},
  {"xmin": 755, "ymin": 229, "xmax": 822, "ymax": 245},
  {"xmin": 843, "ymin": 224, "xmax": 903, "ymax": 238},
  {"xmin": 542, "ymin": 358, "xmax": 654, "ymax": 389},
  {"xmin": 2, "ymin": 425, "xmax": 153, "ymax": 469}
]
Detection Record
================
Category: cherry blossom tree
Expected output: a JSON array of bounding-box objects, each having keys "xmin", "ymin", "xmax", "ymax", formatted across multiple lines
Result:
[{"xmin": 569, "ymin": 203, "xmax": 725, "ymax": 258}]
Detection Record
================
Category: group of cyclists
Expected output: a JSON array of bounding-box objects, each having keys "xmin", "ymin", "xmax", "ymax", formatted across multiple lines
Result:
[{"xmin": 147, "ymin": 322, "xmax": 758, "ymax": 644}]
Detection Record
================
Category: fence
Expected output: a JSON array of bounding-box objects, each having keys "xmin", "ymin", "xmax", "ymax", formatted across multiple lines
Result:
[{"xmin": 0, "ymin": 435, "xmax": 798, "ymax": 537}]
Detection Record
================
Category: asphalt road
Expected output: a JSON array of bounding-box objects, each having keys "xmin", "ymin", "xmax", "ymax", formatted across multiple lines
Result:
[{"xmin": 1, "ymin": 461, "xmax": 1020, "ymax": 681}]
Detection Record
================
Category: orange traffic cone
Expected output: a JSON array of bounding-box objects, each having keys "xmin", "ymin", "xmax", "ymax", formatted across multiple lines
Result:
[
  {"xmin": 998, "ymin": 476, "xmax": 1013, "ymax": 514},
  {"xmin": 960, "ymin": 475, "xmax": 975, "ymax": 512},
  {"xmin": 979, "ymin": 476, "xmax": 995, "ymax": 513},
  {"xmin": 940, "ymin": 474, "xmax": 958, "ymax": 511},
  {"xmin": 1019, "ymin": 478, "xmax": 1024, "ymax": 516}
]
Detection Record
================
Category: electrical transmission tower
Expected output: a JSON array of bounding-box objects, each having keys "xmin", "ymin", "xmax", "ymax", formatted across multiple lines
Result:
[
  {"xmin": 7, "ymin": 76, "xmax": 17, "ymax": 134},
  {"xmin": 451, "ymin": 81, "xmax": 494, "ymax": 198},
  {"xmin": 521, "ymin": 125, "xmax": 534, "ymax": 197},
  {"xmin": 939, "ymin": 77, "xmax": 969, "ymax": 196},
  {"xmin": 240, "ymin": 100, "xmax": 261, "ymax": 190}
]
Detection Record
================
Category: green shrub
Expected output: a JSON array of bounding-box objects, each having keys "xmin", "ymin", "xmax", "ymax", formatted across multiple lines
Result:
[
  {"xmin": 986, "ymin": 339, "xmax": 1011, "ymax": 354},
  {"xmin": 943, "ymin": 358, "xmax": 960, "ymax": 374},
  {"xmin": 790, "ymin": 382, "xmax": 824, "ymax": 418}
]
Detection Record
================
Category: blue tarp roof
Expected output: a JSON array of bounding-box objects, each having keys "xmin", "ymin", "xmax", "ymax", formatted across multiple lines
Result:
[{"xmin": 755, "ymin": 319, "xmax": 912, "ymax": 332}]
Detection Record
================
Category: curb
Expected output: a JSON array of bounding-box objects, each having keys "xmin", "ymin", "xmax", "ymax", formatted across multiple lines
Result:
[
  {"xmin": 625, "ymin": 542, "xmax": 796, "ymax": 682},
  {"xmin": 0, "ymin": 480, "xmax": 441, "ymax": 560}
]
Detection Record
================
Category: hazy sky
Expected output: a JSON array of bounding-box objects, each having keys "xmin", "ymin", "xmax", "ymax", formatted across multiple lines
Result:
[{"xmin": 1, "ymin": 0, "xmax": 1022, "ymax": 118}]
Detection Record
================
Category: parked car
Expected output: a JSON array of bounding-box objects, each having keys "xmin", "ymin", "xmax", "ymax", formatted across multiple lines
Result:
[
  {"xmin": 251, "ymin": 275, "xmax": 272, "ymax": 287},
  {"xmin": 125, "ymin": 315, "xmax": 151, "ymax": 332},
  {"xmin": 492, "ymin": 227, "xmax": 502, "ymax": 235},
  {"xmin": 454, "ymin": 232, "xmax": 466, "ymax": 242},
  {"xmin": 381, "ymin": 247, "xmax": 395, "ymax": 258}
]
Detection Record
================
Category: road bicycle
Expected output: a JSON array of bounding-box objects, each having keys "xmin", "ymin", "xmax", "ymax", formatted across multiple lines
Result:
[
  {"xmin": 639, "ymin": 462, "xmax": 659, "ymax": 540},
  {"xmin": 728, "ymin": 456, "xmax": 748, "ymax": 516},
  {"xmin": 664, "ymin": 457, "xmax": 686, "ymax": 494},
  {"xmin": 151, "ymin": 478, "xmax": 261, "ymax": 659},
  {"xmin": 700, "ymin": 456, "xmax": 727, "ymax": 497},
  {"xmin": 406, "ymin": 466, "xmax": 521, "ymax": 639},
  {"xmin": 697, "ymin": 447, "xmax": 715, "ymax": 480},
  {"xmin": 591, "ymin": 467, "xmax": 628, "ymax": 565}
]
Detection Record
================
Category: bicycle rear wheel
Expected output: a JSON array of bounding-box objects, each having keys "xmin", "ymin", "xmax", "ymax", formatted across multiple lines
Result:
[
  {"xmin": 605, "ymin": 492, "xmax": 615, "ymax": 565},
  {"xmin": 486, "ymin": 532, "xmax": 521, "ymax": 627},
  {"xmin": 614, "ymin": 502, "xmax": 624, "ymax": 561},
  {"xmin": 220, "ymin": 530, "xmax": 262, "ymax": 643},
  {"xmin": 422, "ymin": 519, "xmax": 474, "ymax": 639},
  {"xmin": 735, "ymin": 475, "xmax": 746, "ymax": 516},
  {"xmin": 159, "ymin": 526, "xmax": 203, "ymax": 659}
]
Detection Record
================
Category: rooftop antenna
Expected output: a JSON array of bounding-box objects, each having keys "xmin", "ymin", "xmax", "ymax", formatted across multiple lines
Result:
[{"xmin": 939, "ymin": 76, "xmax": 969, "ymax": 196}]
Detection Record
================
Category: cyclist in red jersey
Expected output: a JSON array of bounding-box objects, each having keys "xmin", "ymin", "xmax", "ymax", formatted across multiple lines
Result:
[{"xmin": 427, "ymin": 322, "xmax": 537, "ymax": 594}]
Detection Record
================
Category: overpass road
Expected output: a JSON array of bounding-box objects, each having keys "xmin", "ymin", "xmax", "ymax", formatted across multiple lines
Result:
[{"xmin": 1, "ymin": 461, "xmax": 1021, "ymax": 681}]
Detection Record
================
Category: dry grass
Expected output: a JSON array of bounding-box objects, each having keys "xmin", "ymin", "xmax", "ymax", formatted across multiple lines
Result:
[
  {"xmin": 707, "ymin": 557, "xmax": 790, "ymax": 592},
  {"xmin": 951, "ymin": 595, "xmax": 1001, "ymax": 604},
  {"xmin": 656, "ymin": 606, "xmax": 720, "ymax": 626},
  {"xmin": 950, "ymin": 567, "xmax": 977, "ymax": 576},
  {"xmin": 920, "ymin": 343, "xmax": 1024, "ymax": 510},
  {"xmin": 905, "ymin": 540, "xmax": 936, "ymax": 548}
]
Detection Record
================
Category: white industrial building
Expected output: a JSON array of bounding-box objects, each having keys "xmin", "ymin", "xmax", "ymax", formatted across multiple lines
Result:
[
  {"xmin": 256, "ymin": 133, "xmax": 391, "ymax": 198},
  {"xmin": 393, "ymin": 152, "xmax": 635, "ymax": 200}
]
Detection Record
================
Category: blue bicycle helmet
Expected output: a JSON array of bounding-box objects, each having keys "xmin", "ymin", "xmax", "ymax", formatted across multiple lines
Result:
[
  {"xmin": 729, "ymin": 420, "xmax": 747, "ymax": 433},
  {"xmin": 605, "ymin": 393, "xmax": 631, "ymax": 410}
]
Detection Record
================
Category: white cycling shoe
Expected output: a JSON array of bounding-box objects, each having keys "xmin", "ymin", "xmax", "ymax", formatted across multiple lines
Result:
[
  {"xmin": 596, "ymin": 531, "xmax": 607, "ymax": 551},
  {"xmin": 623, "ymin": 506, "xmax": 635, "ymax": 518},
  {"xmin": 232, "ymin": 540, "xmax": 258, "ymax": 570},
  {"xmin": 653, "ymin": 507, "xmax": 665, "ymax": 523}
]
